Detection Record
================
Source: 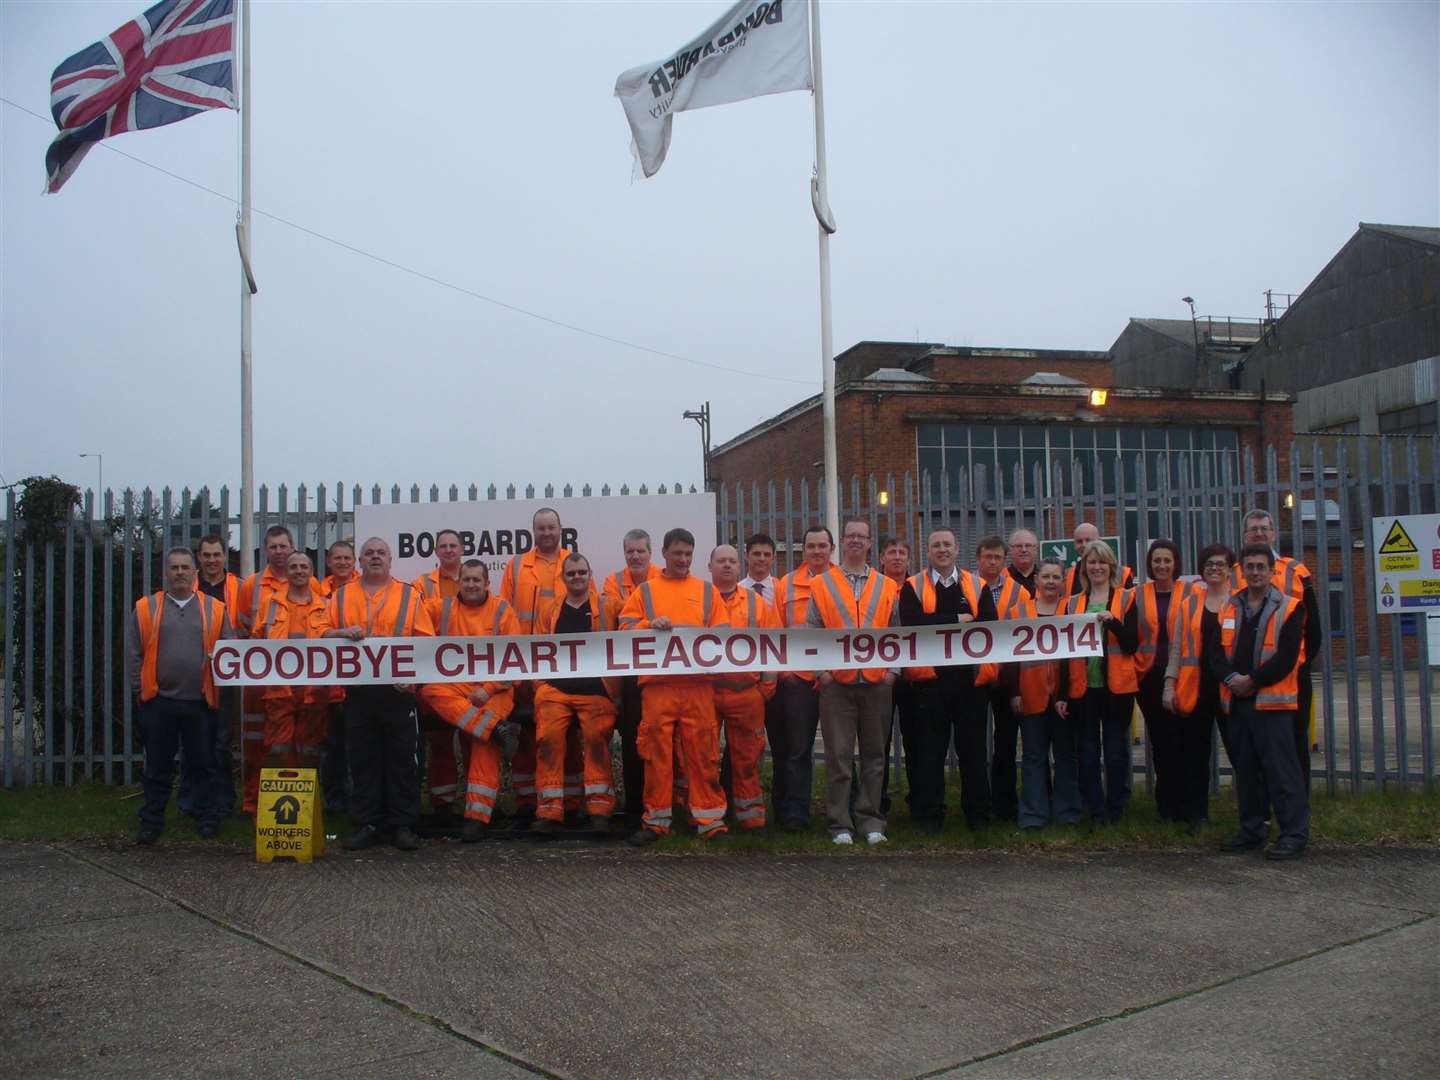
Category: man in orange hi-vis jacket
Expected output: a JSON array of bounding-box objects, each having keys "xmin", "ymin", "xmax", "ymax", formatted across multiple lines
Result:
[
  {"xmin": 533, "ymin": 552, "xmax": 620, "ymax": 838},
  {"xmin": 709, "ymin": 543, "xmax": 778, "ymax": 833},
  {"xmin": 499, "ymin": 507, "xmax": 582, "ymax": 825},
  {"xmin": 234, "ymin": 524, "xmax": 295, "ymax": 813},
  {"xmin": 324, "ymin": 537, "xmax": 434, "ymax": 853},
  {"xmin": 602, "ymin": 527, "xmax": 662, "ymax": 826},
  {"xmin": 412, "ymin": 528, "xmax": 466, "ymax": 817},
  {"xmin": 418, "ymin": 559, "xmax": 521, "ymax": 843},
  {"xmin": 619, "ymin": 527, "xmax": 728, "ymax": 846}
]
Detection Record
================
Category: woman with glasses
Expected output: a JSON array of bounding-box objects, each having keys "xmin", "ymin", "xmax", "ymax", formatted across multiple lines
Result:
[
  {"xmin": 1133, "ymin": 540, "xmax": 1198, "ymax": 822},
  {"xmin": 1058, "ymin": 541, "xmax": 1139, "ymax": 826},
  {"xmin": 1161, "ymin": 543, "xmax": 1236, "ymax": 826}
]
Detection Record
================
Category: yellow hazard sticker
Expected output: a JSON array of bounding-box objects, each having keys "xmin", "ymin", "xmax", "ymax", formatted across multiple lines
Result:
[
  {"xmin": 1380, "ymin": 554, "xmax": 1420, "ymax": 572},
  {"xmin": 1379, "ymin": 520, "xmax": 1418, "ymax": 554}
]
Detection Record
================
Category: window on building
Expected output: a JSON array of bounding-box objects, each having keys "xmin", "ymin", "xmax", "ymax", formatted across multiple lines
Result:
[
  {"xmin": 1377, "ymin": 402, "xmax": 1438, "ymax": 435},
  {"xmin": 1328, "ymin": 581, "xmax": 1346, "ymax": 638}
]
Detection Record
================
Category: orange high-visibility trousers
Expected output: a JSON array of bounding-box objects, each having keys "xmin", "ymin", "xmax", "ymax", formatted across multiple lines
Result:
[
  {"xmin": 534, "ymin": 685, "xmax": 617, "ymax": 821},
  {"xmin": 248, "ymin": 695, "xmax": 327, "ymax": 808},
  {"xmin": 512, "ymin": 684, "xmax": 584, "ymax": 816},
  {"xmin": 638, "ymin": 682, "xmax": 726, "ymax": 838},
  {"xmin": 715, "ymin": 685, "xmax": 768, "ymax": 830},
  {"xmin": 240, "ymin": 686, "xmax": 267, "ymax": 813},
  {"xmin": 418, "ymin": 683, "xmax": 512, "ymax": 823},
  {"xmin": 424, "ymin": 725, "xmax": 470, "ymax": 810}
]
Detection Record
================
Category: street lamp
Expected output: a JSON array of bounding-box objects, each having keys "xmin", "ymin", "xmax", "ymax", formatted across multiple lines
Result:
[
  {"xmin": 1181, "ymin": 296, "xmax": 1200, "ymax": 364},
  {"xmin": 682, "ymin": 402, "xmax": 712, "ymax": 490},
  {"xmin": 79, "ymin": 452, "xmax": 102, "ymax": 496}
]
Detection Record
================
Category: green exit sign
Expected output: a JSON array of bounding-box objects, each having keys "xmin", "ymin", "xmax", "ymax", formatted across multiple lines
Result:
[{"xmin": 1041, "ymin": 537, "xmax": 1120, "ymax": 569}]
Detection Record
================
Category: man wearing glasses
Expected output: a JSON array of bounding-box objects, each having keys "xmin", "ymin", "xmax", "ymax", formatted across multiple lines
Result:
[{"xmin": 1006, "ymin": 529, "xmax": 1039, "ymax": 595}]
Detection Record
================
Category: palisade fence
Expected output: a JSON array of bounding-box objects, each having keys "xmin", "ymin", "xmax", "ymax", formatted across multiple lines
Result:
[{"xmin": 3, "ymin": 439, "xmax": 1436, "ymax": 795}]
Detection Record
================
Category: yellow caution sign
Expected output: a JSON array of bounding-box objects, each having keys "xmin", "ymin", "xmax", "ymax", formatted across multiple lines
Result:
[
  {"xmin": 256, "ymin": 768, "xmax": 325, "ymax": 864},
  {"xmin": 1379, "ymin": 519, "xmax": 1418, "ymax": 554}
]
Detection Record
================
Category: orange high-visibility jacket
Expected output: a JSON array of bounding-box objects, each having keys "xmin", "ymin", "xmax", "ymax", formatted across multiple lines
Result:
[
  {"xmin": 618, "ymin": 574, "xmax": 726, "ymax": 686},
  {"xmin": 772, "ymin": 562, "xmax": 839, "ymax": 681},
  {"xmin": 1065, "ymin": 562, "xmax": 1135, "ymax": 596},
  {"xmin": 236, "ymin": 566, "xmax": 287, "ymax": 635},
  {"xmin": 413, "ymin": 567, "xmax": 461, "ymax": 600},
  {"xmin": 1065, "ymin": 588, "xmax": 1138, "ymax": 697},
  {"xmin": 1132, "ymin": 580, "xmax": 1198, "ymax": 680},
  {"xmin": 327, "ymin": 579, "xmax": 434, "ymax": 638},
  {"xmin": 714, "ymin": 585, "xmax": 780, "ymax": 697},
  {"xmin": 1008, "ymin": 590, "xmax": 1063, "ymax": 715},
  {"xmin": 1217, "ymin": 589, "xmax": 1303, "ymax": 715},
  {"xmin": 192, "ymin": 572, "xmax": 241, "ymax": 630},
  {"xmin": 988, "ymin": 574, "xmax": 1028, "ymax": 620},
  {"xmin": 903, "ymin": 570, "xmax": 998, "ymax": 686},
  {"xmin": 319, "ymin": 572, "xmax": 357, "ymax": 598},
  {"xmin": 135, "ymin": 591, "xmax": 226, "ymax": 708},
  {"xmin": 809, "ymin": 567, "xmax": 900, "ymax": 685},
  {"xmin": 534, "ymin": 587, "xmax": 620, "ymax": 698},
  {"xmin": 424, "ymin": 591, "xmax": 518, "ymax": 702},
  {"xmin": 602, "ymin": 563, "xmax": 661, "ymax": 609},
  {"xmin": 1167, "ymin": 589, "xmax": 1208, "ymax": 716},
  {"xmin": 257, "ymin": 590, "xmax": 339, "ymax": 703},
  {"xmin": 500, "ymin": 547, "xmax": 571, "ymax": 633},
  {"xmin": 1230, "ymin": 555, "xmax": 1311, "ymax": 601}
]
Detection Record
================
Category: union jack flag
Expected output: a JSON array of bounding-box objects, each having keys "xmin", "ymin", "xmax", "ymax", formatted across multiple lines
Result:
[{"xmin": 46, "ymin": 0, "xmax": 236, "ymax": 194}]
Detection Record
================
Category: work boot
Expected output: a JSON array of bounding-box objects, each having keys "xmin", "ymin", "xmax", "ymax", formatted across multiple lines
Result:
[
  {"xmin": 495, "ymin": 721, "xmax": 520, "ymax": 760},
  {"xmin": 1264, "ymin": 839, "xmax": 1306, "ymax": 861},
  {"xmin": 136, "ymin": 828, "xmax": 160, "ymax": 846},
  {"xmin": 530, "ymin": 817, "xmax": 558, "ymax": 838},
  {"xmin": 343, "ymin": 824, "xmax": 381, "ymax": 851},
  {"xmin": 564, "ymin": 809, "xmax": 587, "ymax": 828},
  {"xmin": 461, "ymin": 820, "xmax": 487, "ymax": 843},
  {"xmin": 626, "ymin": 828, "xmax": 661, "ymax": 848},
  {"xmin": 392, "ymin": 827, "xmax": 422, "ymax": 851},
  {"xmin": 590, "ymin": 814, "xmax": 612, "ymax": 839},
  {"xmin": 197, "ymin": 821, "xmax": 219, "ymax": 840},
  {"xmin": 1220, "ymin": 835, "xmax": 1264, "ymax": 853}
]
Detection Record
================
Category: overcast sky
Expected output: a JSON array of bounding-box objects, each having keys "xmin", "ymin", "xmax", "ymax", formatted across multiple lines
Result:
[{"xmin": 2, "ymin": 0, "xmax": 1436, "ymax": 501}]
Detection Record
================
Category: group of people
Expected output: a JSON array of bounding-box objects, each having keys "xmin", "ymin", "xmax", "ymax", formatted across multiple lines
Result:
[{"xmin": 125, "ymin": 505, "xmax": 1318, "ymax": 860}]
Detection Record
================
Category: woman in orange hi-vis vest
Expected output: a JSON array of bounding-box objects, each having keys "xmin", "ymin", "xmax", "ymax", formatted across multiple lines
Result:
[
  {"xmin": 1006, "ymin": 558, "xmax": 1081, "ymax": 829},
  {"xmin": 253, "ymin": 553, "xmax": 338, "ymax": 810},
  {"xmin": 618, "ymin": 528, "xmax": 729, "ymax": 846},
  {"xmin": 1057, "ymin": 540, "xmax": 1139, "ymax": 826},
  {"xmin": 1132, "ymin": 539, "xmax": 1199, "ymax": 823}
]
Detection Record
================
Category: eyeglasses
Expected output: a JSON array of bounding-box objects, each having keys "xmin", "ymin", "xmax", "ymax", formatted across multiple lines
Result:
[{"xmin": 1202, "ymin": 560, "xmax": 1229, "ymax": 571}]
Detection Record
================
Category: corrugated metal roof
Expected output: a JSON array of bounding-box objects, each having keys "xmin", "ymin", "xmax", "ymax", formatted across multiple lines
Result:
[{"xmin": 1359, "ymin": 223, "xmax": 1440, "ymax": 248}]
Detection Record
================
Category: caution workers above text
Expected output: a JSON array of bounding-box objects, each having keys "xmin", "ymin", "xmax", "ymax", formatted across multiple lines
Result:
[{"xmin": 212, "ymin": 616, "xmax": 1105, "ymax": 686}]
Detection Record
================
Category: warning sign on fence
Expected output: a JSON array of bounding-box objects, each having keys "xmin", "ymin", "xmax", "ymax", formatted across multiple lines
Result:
[
  {"xmin": 1372, "ymin": 514, "xmax": 1440, "ymax": 614},
  {"xmin": 256, "ymin": 768, "xmax": 325, "ymax": 864}
]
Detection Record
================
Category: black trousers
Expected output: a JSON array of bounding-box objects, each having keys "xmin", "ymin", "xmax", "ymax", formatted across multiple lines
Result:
[
  {"xmin": 346, "ymin": 686, "xmax": 420, "ymax": 831},
  {"xmin": 616, "ymin": 677, "xmax": 645, "ymax": 819},
  {"xmin": 903, "ymin": 680, "xmax": 990, "ymax": 828},
  {"xmin": 988, "ymin": 686, "xmax": 1020, "ymax": 821},
  {"xmin": 763, "ymin": 691, "xmax": 788, "ymax": 813},
  {"xmin": 775, "ymin": 676, "xmax": 820, "ymax": 825},
  {"xmin": 1295, "ymin": 662, "xmax": 1314, "ymax": 793},
  {"xmin": 322, "ymin": 702, "xmax": 350, "ymax": 811},
  {"xmin": 1230, "ymin": 700, "xmax": 1309, "ymax": 845},
  {"xmin": 140, "ymin": 696, "xmax": 219, "ymax": 832},
  {"xmin": 1138, "ymin": 674, "xmax": 1214, "ymax": 824}
]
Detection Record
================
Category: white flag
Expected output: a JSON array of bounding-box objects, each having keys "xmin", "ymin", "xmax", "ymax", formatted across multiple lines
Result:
[{"xmin": 614, "ymin": 0, "xmax": 813, "ymax": 178}]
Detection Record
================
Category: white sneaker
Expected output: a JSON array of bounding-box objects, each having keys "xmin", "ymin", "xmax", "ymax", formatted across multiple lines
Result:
[
  {"xmin": 865, "ymin": 831, "xmax": 888, "ymax": 845},
  {"xmin": 832, "ymin": 831, "xmax": 853, "ymax": 845}
]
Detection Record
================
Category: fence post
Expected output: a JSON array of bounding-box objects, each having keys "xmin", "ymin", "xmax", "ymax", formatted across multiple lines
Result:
[
  {"xmin": 1413, "ymin": 436, "xmax": 1435, "ymax": 788},
  {"xmin": 1312, "ymin": 439, "xmax": 1338, "ymax": 797},
  {"xmin": 1380, "ymin": 441, "xmax": 1408, "ymax": 789},
  {"xmin": 3, "ymin": 490, "xmax": 15, "ymax": 788}
]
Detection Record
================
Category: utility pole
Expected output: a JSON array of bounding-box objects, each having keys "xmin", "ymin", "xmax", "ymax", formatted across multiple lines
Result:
[{"xmin": 683, "ymin": 402, "xmax": 712, "ymax": 490}]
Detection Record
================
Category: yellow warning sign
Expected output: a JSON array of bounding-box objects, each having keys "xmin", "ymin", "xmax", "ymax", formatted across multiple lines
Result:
[
  {"xmin": 1380, "ymin": 554, "xmax": 1420, "ymax": 572},
  {"xmin": 256, "ymin": 768, "xmax": 325, "ymax": 864},
  {"xmin": 1382, "ymin": 582, "xmax": 1394, "ymax": 594},
  {"xmin": 1379, "ymin": 520, "xmax": 1418, "ymax": 554}
]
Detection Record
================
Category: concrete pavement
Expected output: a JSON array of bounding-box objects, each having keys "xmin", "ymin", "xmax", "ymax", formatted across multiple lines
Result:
[{"xmin": 2, "ymin": 841, "xmax": 1436, "ymax": 1078}]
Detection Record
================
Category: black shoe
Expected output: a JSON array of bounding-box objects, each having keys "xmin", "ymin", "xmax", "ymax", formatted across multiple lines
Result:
[
  {"xmin": 626, "ymin": 828, "xmax": 661, "ymax": 847},
  {"xmin": 564, "ymin": 810, "xmax": 587, "ymax": 827},
  {"xmin": 461, "ymin": 820, "xmax": 487, "ymax": 843},
  {"xmin": 530, "ymin": 817, "xmax": 559, "ymax": 838},
  {"xmin": 915, "ymin": 819, "xmax": 943, "ymax": 836},
  {"xmin": 136, "ymin": 829, "xmax": 160, "ymax": 846},
  {"xmin": 344, "ymin": 824, "xmax": 381, "ymax": 851},
  {"xmin": 1220, "ymin": 835, "xmax": 1264, "ymax": 853},
  {"xmin": 511, "ymin": 811, "xmax": 535, "ymax": 831},
  {"xmin": 589, "ymin": 814, "xmax": 612, "ymax": 839},
  {"xmin": 197, "ymin": 822, "xmax": 219, "ymax": 839},
  {"xmin": 392, "ymin": 827, "xmax": 422, "ymax": 851},
  {"xmin": 965, "ymin": 816, "xmax": 992, "ymax": 833},
  {"xmin": 1264, "ymin": 840, "xmax": 1306, "ymax": 861}
]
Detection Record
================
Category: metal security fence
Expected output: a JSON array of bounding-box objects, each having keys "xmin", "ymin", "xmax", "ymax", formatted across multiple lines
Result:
[
  {"xmin": 3, "ymin": 438, "xmax": 1437, "ymax": 794},
  {"xmin": 0, "ymin": 480, "xmax": 698, "ymax": 788},
  {"xmin": 717, "ymin": 436, "xmax": 1438, "ymax": 795}
]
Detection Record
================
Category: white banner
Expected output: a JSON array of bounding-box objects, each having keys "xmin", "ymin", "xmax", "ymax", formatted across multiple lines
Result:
[
  {"xmin": 614, "ymin": 0, "xmax": 812, "ymax": 178},
  {"xmin": 352, "ymin": 493, "xmax": 716, "ymax": 587},
  {"xmin": 212, "ymin": 616, "xmax": 1104, "ymax": 686}
]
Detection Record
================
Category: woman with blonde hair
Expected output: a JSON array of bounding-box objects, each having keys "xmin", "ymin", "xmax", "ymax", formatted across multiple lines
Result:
[{"xmin": 1057, "ymin": 540, "xmax": 1138, "ymax": 825}]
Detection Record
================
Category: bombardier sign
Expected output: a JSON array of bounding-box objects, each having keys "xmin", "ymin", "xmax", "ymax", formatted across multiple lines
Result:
[{"xmin": 212, "ymin": 616, "xmax": 1105, "ymax": 687}]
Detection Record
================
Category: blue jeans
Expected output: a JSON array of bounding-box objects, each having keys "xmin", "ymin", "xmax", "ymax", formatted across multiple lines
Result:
[
  {"xmin": 1075, "ymin": 688, "xmax": 1135, "ymax": 824},
  {"xmin": 1018, "ymin": 708, "xmax": 1082, "ymax": 827},
  {"xmin": 140, "ymin": 696, "xmax": 219, "ymax": 832}
]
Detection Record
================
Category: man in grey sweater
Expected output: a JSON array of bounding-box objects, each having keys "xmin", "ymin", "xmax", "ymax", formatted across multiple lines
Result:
[{"xmin": 126, "ymin": 547, "xmax": 233, "ymax": 844}]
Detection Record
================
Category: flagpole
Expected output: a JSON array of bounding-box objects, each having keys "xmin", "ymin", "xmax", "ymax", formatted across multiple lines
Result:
[
  {"xmin": 237, "ymin": 0, "xmax": 255, "ymax": 574},
  {"xmin": 809, "ymin": 0, "xmax": 840, "ymax": 545}
]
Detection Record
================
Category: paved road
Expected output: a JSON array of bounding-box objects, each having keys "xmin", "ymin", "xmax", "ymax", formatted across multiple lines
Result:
[{"xmin": 3, "ymin": 841, "xmax": 1436, "ymax": 1079}]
